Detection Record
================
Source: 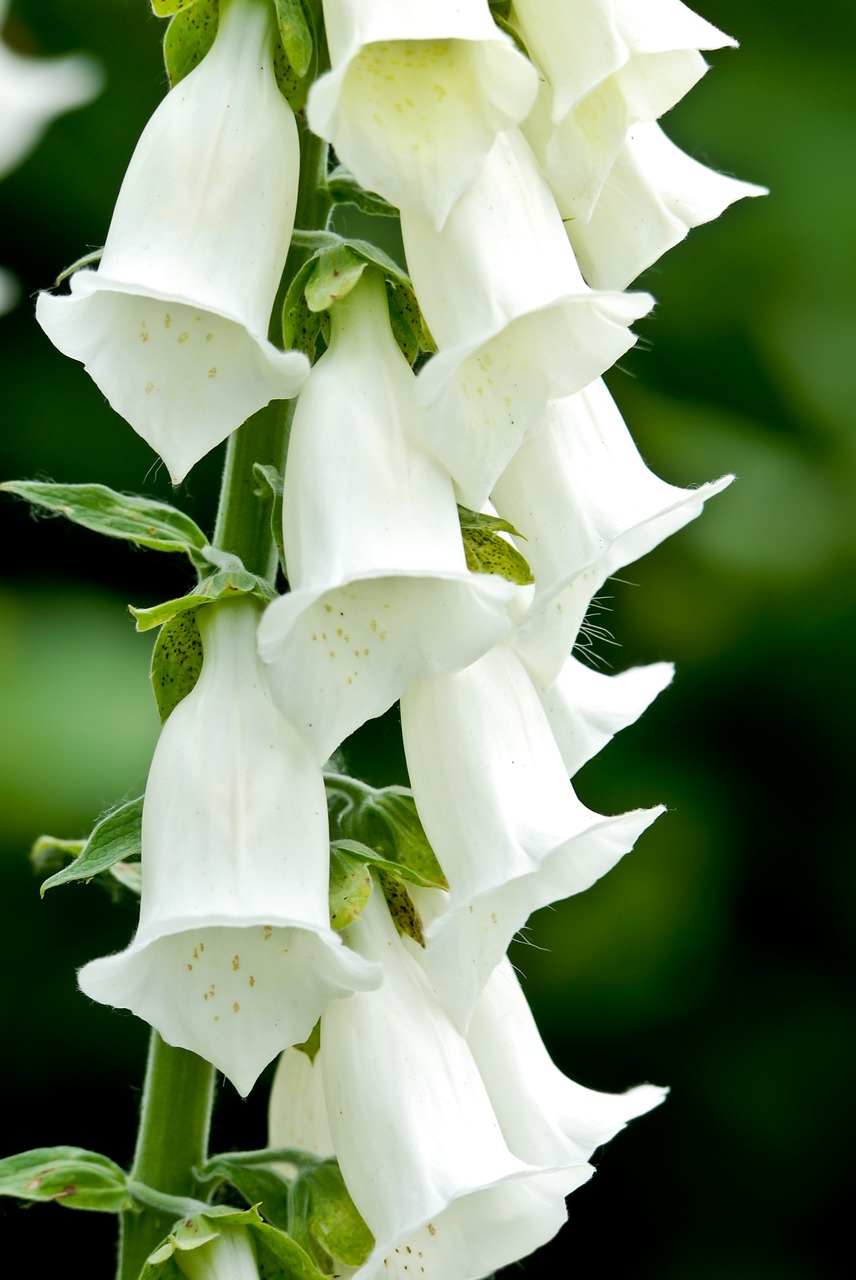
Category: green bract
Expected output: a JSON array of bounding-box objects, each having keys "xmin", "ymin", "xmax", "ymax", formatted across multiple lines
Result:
[
  {"xmin": 33, "ymin": 797, "xmax": 143, "ymax": 898},
  {"xmin": 0, "ymin": 1147, "xmax": 132, "ymax": 1213}
]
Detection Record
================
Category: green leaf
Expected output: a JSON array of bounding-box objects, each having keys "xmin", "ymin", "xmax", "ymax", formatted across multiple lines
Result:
[
  {"xmin": 0, "ymin": 480, "xmax": 210, "ymax": 568},
  {"xmin": 457, "ymin": 504, "xmax": 523, "ymax": 538},
  {"xmin": 36, "ymin": 796, "xmax": 143, "ymax": 897},
  {"xmin": 29, "ymin": 835, "xmax": 85, "ymax": 879},
  {"xmin": 274, "ymin": 0, "xmax": 313, "ymax": 79},
  {"xmin": 289, "ymin": 1162, "xmax": 374, "ymax": 1271},
  {"xmin": 377, "ymin": 867, "xmax": 425, "ymax": 947},
  {"xmin": 151, "ymin": 611, "xmax": 204, "ymax": 723},
  {"xmin": 325, "ymin": 776, "xmax": 448, "ymax": 890},
  {"xmin": 130, "ymin": 569, "xmax": 276, "ymax": 632},
  {"xmin": 305, "ymin": 244, "xmax": 367, "ymax": 312},
  {"xmin": 164, "ymin": 0, "xmax": 219, "ymax": 87},
  {"xmin": 327, "ymin": 167, "xmax": 397, "ymax": 217},
  {"xmin": 462, "ymin": 527, "xmax": 534, "ymax": 585},
  {"xmin": 329, "ymin": 847, "xmax": 374, "ymax": 930},
  {"xmin": 253, "ymin": 463, "xmax": 286, "ymax": 579},
  {"xmin": 0, "ymin": 1147, "xmax": 132, "ymax": 1213}
]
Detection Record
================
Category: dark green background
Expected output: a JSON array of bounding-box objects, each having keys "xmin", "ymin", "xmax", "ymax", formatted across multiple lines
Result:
[{"xmin": 1, "ymin": 1, "xmax": 852, "ymax": 1274}]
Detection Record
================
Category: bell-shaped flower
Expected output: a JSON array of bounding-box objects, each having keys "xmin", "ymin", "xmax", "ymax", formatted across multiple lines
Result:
[
  {"xmin": 467, "ymin": 958, "xmax": 667, "ymax": 1171},
  {"xmin": 172, "ymin": 1227, "xmax": 261, "ymax": 1280},
  {"xmin": 306, "ymin": 891, "xmax": 580, "ymax": 1280},
  {"xmin": 257, "ymin": 272, "xmax": 515, "ymax": 765},
  {"xmin": 400, "ymin": 643, "xmax": 663, "ymax": 1025},
  {"xmin": 35, "ymin": 0, "xmax": 308, "ymax": 484},
  {"xmin": 78, "ymin": 598, "xmax": 380, "ymax": 1098},
  {"xmin": 307, "ymin": 0, "xmax": 538, "ymax": 228},
  {"xmin": 516, "ymin": 0, "xmax": 735, "ymax": 219},
  {"xmin": 0, "ymin": 0, "xmax": 101, "ymax": 180},
  {"xmin": 566, "ymin": 122, "xmax": 767, "ymax": 290},
  {"xmin": 402, "ymin": 129, "xmax": 652, "ymax": 507},
  {"xmin": 492, "ymin": 377, "xmax": 733, "ymax": 686}
]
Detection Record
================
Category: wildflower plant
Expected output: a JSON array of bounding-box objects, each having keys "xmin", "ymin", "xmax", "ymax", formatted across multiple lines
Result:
[{"xmin": 0, "ymin": 1, "xmax": 763, "ymax": 1277}]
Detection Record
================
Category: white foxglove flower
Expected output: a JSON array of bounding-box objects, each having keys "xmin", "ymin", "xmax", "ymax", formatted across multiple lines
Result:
[
  {"xmin": 307, "ymin": 0, "xmax": 538, "ymax": 228},
  {"xmin": 257, "ymin": 272, "xmax": 514, "ymax": 765},
  {"xmin": 492, "ymin": 377, "xmax": 732, "ymax": 686},
  {"xmin": 269, "ymin": 1045, "xmax": 335, "ymax": 1160},
  {"xmin": 172, "ymin": 1227, "xmax": 260, "ymax": 1280},
  {"xmin": 78, "ymin": 598, "xmax": 380, "ymax": 1098},
  {"xmin": 400, "ymin": 644, "xmax": 663, "ymax": 1025},
  {"xmin": 468, "ymin": 959, "xmax": 667, "ymax": 1170},
  {"xmin": 516, "ymin": 0, "xmax": 735, "ymax": 219},
  {"xmin": 35, "ymin": 0, "xmax": 308, "ymax": 484},
  {"xmin": 403, "ymin": 129, "xmax": 652, "ymax": 507},
  {"xmin": 0, "ymin": 0, "xmax": 101, "ymax": 180},
  {"xmin": 567, "ymin": 122, "xmax": 767, "ymax": 290},
  {"xmin": 315, "ymin": 891, "xmax": 577, "ymax": 1280}
]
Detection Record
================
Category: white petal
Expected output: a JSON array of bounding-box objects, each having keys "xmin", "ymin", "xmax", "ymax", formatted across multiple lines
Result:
[
  {"xmin": 404, "ymin": 130, "xmax": 651, "ymax": 505},
  {"xmin": 401, "ymin": 647, "xmax": 663, "ymax": 1024},
  {"xmin": 540, "ymin": 657, "xmax": 675, "ymax": 777},
  {"xmin": 257, "ymin": 275, "xmax": 514, "ymax": 762},
  {"xmin": 0, "ymin": 17, "xmax": 101, "ymax": 179},
  {"xmin": 269, "ymin": 1048, "xmax": 335, "ymax": 1160},
  {"xmin": 570, "ymin": 121, "xmax": 767, "ymax": 289},
  {"xmin": 35, "ymin": 0, "xmax": 308, "ymax": 482},
  {"xmin": 174, "ymin": 1228, "xmax": 261, "ymax": 1280},
  {"xmin": 469, "ymin": 959, "xmax": 667, "ymax": 1168},
  {"xmin": 308, "ymin": 0, "xmax": 537, "ymax": 227},
  {"xmin": 78, "ymin": 599, "xmax": 379, "ymax": 1097},
  {"xmin": 516, "ymin": 0, "xmax": 734, "ymax": 219},
  {"xmin": 492, "ymin": 379, "xmax": 732, "ymax": 684},
  {"xmin": 322, "ymin": 892, "xmax": 572, "ymax": 1280}
]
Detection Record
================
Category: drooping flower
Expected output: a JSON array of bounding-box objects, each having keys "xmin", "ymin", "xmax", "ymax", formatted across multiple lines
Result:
[
  {"xmin": 78, "ymin": 598, "xmax": 380, "ymax": 1098},
  {"xmin": 307, "ymin": 0, "xmax": 538, "ymax": 228},
  {"xmin": 290, "ymin": 890, "xmax": 580, "ymax": 1280},
  {"xmin": 400, "ymin": 643, "xmax": 664, "ymax": 1025},
  {"xmin": 269, "ymin": 899, "xmax": 664, "ymax": 1280},
  {"xmin": 171, "ymin": 1226, "xmax": 261, "ymax": 1280},
  {"xmin": 35, "ymin": 0, "xmax": 308, "ymax": 484},
  {"xmin": 0, "ymin": 0, "xmax": 101, "ymax": 180},
  {"xmin": 402, "ymin": 129, "xmax": 652, "ymax": 507},
  {"xmin": 257, "ymin": 271, "xmax": 515, "ymax": 765},
  {"xmin": 565, "ymin": 121, "xmax": 767, "ymax": 290},
  {"xmin": 492, "ymin": 376, "xmax": 733, "ymax": 687},
  {"xmin": 515, "ymin": 0, "xmax": 735, "ymax": 219}
]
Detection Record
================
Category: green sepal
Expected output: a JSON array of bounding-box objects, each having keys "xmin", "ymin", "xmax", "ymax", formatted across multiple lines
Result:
[
  {"xmin": 325, "ymin": 776, "xmax": 448, "ymax": 890},
  {"xmin": 284, "ymin": 232, "xmax": 433, "ymax": 365},
  {"xmin": 141, "ymin": 1205, "xmax": 324, "ymax": 1280},
  {"xmin": 462, "ymin": 527, "xmax": 534, "ymax": 585},
  {"xmin": 151, "ymin": 610, "xmax": 205, "ymax": 723},
  {"xmin": 274, "ymin": 0, "xmax": 314, "ymax": 80},
  {"xmin": 330, "ymin": 838, "xmax": 442, "ymax": 893},
  {"xmin": 329, "ymin": 846, "xmax": 374, "ymax": 931},
  {"xmin": 130, "ymin": 567, "xmax": 276, "ymax": 632},
  {"xmin": 151, "ymin": 0, "xmax": 197, "ymax": 16},
  {"xmin": 289, "ymin": 1161, "xmax": 374, "ymax": 1272},
  {"xmin": 55, "ymin": 248, "xmax": 102, "ymax": 286},
  {"xmin": 293, "ymin": 1020, "xmax": 321, "ymax": 1063},
  {"xmin": 195, "ymin": 1157, "xmax": 292, "ymax": 1232},
  {"xmin": 34, "ymin": 796, "xmax": 143, "ymax": 898},
  {"xmin": 326, "ymin": 166, "xmax": 397, "ymax": 217},
  {"xmin": 163, "ymin": 0, "xmax": 219, "ymax": 87},
  {"xmin": 0, "ymin": 1146, "xmax": 132, "ymax": 1213},
  {"xmin": 457, "ymin": 504, "xmax": 524, "ymax": 538},
  {"xmin": 0, "ymin": 480, "xmax": 211, "ymax": 571},
  {"xmin": 376, "ymin": 867, "xmax": 425, "ymax": 948},
  {"xmin": 253, "ymin": 463, "xmax": 286, "ymax": 579}
]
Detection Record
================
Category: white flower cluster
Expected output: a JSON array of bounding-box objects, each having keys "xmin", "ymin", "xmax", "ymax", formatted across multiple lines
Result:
[{"xmin": 37, "ymin": 1, "xmax": 761, "ymax": 1276}]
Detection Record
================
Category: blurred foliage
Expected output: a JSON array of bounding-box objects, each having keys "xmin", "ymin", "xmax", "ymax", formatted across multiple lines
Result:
[{"xmin": 0, "ymin": 0, "xmax": 853, "ymax": 1275}]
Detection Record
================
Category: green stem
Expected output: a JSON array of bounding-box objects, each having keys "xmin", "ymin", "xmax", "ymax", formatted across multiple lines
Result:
[{"xmin": 117, "ymin": 1034, "xmax": 215, "ymax": 1280}]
